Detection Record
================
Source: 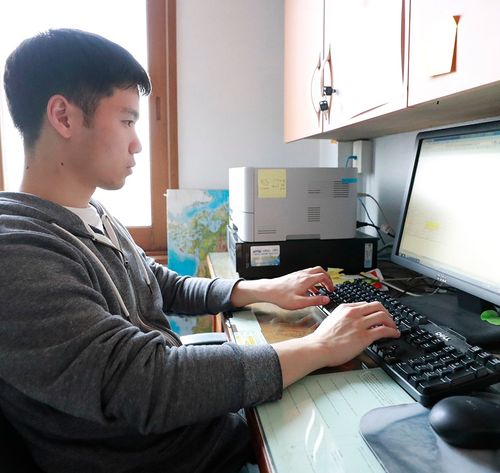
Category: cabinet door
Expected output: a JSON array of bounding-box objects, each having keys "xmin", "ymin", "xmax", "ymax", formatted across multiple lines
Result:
[
  {"xmin": 284, "ymin": 0, "xmax": 324, "ymax": 142},
  {"xmin": 323, "ymin": 0, "xmax": 408, "ymax": 131},
  {"xmin": 409, "ymin": 0, "xmax": 500, "ymax": 106}
]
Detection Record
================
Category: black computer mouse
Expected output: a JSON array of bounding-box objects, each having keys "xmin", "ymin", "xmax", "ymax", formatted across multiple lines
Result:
[{"xmin": 429, "ymin": 392, "xmax": 500, "ymax": 449}]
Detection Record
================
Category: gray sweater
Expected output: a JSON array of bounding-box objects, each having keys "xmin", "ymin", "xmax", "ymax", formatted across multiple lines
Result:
[{"xmin": 0, "ymin": 192, "xmax": 282, "ymax": 472}]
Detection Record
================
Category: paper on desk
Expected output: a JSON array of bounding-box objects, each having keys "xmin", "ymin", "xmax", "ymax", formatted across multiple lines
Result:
[
  {"xmin": 230, "ymin": 311, "xmax": 262, "ymax": 333},
  {"xmin": 234, "ymin": 331, "xmax": 268, "ymax": 346},
  {"xmin": 256, "ymin": 368, "xmax": 415, "ymax": 473},
  {"xmin": 230, "ymin": 310, "xmax": 267, "ymax": 346}
]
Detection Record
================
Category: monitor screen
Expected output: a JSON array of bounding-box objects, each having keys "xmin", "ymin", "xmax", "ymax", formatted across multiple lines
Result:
[{"xmin": 392, "ymin": 120, "xmax": 500, "ymax": 309}]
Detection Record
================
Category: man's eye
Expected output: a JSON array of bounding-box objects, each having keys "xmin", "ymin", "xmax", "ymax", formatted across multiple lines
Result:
[{"xmin": 123, "ymin": 120, "xmax": 135, "ymax": 127}]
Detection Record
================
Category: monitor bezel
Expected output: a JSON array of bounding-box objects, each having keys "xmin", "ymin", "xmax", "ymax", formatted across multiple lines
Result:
[{"xmin": 391, "ymin": 119, "xmax": 500, "ymax": 308}]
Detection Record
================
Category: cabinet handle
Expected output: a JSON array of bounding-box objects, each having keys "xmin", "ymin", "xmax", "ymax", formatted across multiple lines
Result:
[
  {"xmin": 323, "ymin": 86, "xmax": 337, "ymax": 96},
  {"xmin": 320, "ymin": 47, "xmax": 334, "ymax": 122},
  {"xmin": 310, "ymin": 53, "xmax": 323, "ymax": 116},
  {"xmin": 311, "ymin": 52, "xmax": 336, "ymax": 117}
]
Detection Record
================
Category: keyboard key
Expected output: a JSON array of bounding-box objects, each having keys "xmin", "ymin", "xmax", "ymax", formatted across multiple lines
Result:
[
  {"xmin": 487, "ymin": 357, "xmax": 500, "ymax": 372},
  {"xmin": 394, "ymin": 362, "xmax": 417, "ymax": 379},
  {"xmin": 445, "ymin": 369, "xmax": 476, "ymax": 386}
]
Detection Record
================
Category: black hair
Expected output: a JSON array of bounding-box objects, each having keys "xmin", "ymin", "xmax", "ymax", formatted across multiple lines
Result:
[{"xmin": 3, "ymin": 28, "xmax": 151, "ymax": 148}]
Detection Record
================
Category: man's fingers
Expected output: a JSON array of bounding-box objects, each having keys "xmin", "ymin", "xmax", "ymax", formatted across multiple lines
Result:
[
  {"xmin": 340, "ymin": 301, "xmax": 398, "ymax": 330},
  {"xmin": 362, "ymin": 311, "xmax": 398, "ymax": 330},
  {"xmin": 304, "ymin": 294, "xmax": 330, "ymax": 308},
  {"xmin": 346, "ymin": 301, "xmax": 388, "ymax": 317},
  {"xmin": 303, "ymin": 266, "xmax": 328, "ymax": 275},
  {"xmin": 367, "ymin": 324, "xmax": 401, "ymax": 343},
  {"xmin": 341, "ymin": 301, "xmax": 369, "ymax": 308},
  {"xmin": 303, "ymin": 271, "xmax": 334, "ymax": 292}
]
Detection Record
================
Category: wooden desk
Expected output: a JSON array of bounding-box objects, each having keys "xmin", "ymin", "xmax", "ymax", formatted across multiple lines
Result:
[
  {"xmin": 208, "ymin": 253, "xmax": 499, "ymax": 473},
  {"xmin": 207, "ymin": 251, "xmax": 322, "ymax": 339},
  {"xmin": 207, "ymin": 251, "xmax": 321, "ymax": 342},
  {"xmin": 207, "ymin": 252, "xmax": 380, "ymax": 472},
  {"xmin": 207, "ymin": 251, "xmax": 368, "ymax": 361}
]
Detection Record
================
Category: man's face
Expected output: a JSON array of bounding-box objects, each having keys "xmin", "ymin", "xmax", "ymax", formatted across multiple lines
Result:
[{"xmin": 70, "ymin": 87, "xmax": 142, "ymax": 191}]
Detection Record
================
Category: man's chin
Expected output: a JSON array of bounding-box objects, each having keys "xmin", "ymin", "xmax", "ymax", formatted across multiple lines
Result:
[{"xmin": 99, "ymin": 180, "xmax": 127, "ymax": 191}]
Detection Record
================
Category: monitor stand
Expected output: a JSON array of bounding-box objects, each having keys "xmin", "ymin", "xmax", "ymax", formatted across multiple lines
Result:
[{"xmin": 399, "ymin": 291, "xmax": 500, "ymax": 350}]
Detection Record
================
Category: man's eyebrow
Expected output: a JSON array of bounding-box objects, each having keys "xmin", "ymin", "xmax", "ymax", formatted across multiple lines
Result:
[{"xmin": 121, "ymin": 107, "xmax": 139, "ymax": 120}]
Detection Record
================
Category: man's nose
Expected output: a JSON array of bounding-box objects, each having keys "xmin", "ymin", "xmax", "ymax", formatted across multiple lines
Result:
[{"xmin": 130, "ymin": 132, "xmax": 142, "ymax": 154}]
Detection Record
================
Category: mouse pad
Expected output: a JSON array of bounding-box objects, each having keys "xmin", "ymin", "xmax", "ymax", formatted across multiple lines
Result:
[{"xmin": 360, "ymin": 403, "xmax": 500, "ymax": 473}]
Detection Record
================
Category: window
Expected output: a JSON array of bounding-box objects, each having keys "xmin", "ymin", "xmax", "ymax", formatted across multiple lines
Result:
[{"xmin": 0, "ymin": 0, "xmax": 177, "ymax": 258}]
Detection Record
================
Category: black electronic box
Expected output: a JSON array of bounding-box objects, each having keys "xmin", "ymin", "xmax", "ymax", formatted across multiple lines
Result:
[{"xmin": 227, "ymin": 227, "xmax": 377, "ymax": 279}]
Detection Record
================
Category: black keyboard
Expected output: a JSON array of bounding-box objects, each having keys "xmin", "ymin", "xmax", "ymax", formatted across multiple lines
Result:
[{"xmin": 317, "ymin": 281, "xmax": 500, "ymax": 406}]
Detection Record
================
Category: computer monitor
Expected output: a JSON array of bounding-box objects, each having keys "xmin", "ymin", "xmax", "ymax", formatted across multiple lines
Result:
[{"xmin": 391, "ymin": 120, "xmax": 500, "ymax": 339}]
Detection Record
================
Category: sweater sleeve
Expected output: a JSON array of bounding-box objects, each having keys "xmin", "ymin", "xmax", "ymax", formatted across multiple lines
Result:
[
  {"xmin": 145, "ymin": 253, "xmax": 242, "ymax": 315},
  {"xmin": 0, "ymin": 232, "xmax": 283, "ymax": 435}
]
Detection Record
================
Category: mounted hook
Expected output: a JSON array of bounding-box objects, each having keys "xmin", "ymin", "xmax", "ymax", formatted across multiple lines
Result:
[{"xmin": 323, "ymin": 86, "xmax": 337, "ymax": 96}]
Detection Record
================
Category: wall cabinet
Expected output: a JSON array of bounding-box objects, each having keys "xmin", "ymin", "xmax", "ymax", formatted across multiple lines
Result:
[
  {"xmin": 284, "ymin": 0, "xmax": 500, "ymax": 142},
  {"xmin": 408, "ymin": 0, "xmax": 500, "ymax": 106},
  {"xmin": 323, "ymin": 0, "xmax": 408, "ymax": 132},
  {"xmin": 283, "ymin": 0, "xmax": 324, "ymax": 142},
  {"xmin": 284, "ymin": 0, "xmax": 408, "ymax": 142}
]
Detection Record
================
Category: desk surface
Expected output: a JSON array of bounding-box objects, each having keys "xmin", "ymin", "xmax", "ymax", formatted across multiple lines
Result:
[
  {"xmin": 208, "ymin": 251, "xmax": 321, "ymax": 343},
  {"xmin": 208, "ymin": 252, "xmax": 500, "ymax": 473},
  {"xmin": 208, "ymin": 251, "xmax": 370, "ymax": 365},
  {"xmin": 207, "ymin": 252, "xmax": 415, "ymax": 473}
]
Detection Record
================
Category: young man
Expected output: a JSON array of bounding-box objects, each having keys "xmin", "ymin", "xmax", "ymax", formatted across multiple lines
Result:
[{"xmin": 0, "ymin": 29, "xmax": 399, "ymax": 473}]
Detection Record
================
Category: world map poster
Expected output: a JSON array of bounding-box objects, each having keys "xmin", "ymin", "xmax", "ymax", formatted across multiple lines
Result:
[{"xmin": 166, "ymin": 189, "xmax": 229, "ymax": 335}]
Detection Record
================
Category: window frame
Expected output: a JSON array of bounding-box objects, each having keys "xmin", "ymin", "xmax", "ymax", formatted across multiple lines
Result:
[
  {"xmin": 0, "ymin": 131, "xmax": 4, "ymax": 190},
  {"xmin": 135, "ymin": 0, "xmax": 178, "ymax": 261},
  {"xmin": 0, "ymin": 0, "xmax": 178, "ymax": 262}
]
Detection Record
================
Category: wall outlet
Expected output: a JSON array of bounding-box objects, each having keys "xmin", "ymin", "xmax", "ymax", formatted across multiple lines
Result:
[
  {"xmin": 337, "ymin": 141, "xmax": 353, "ymax": 167},
  {"xmin": 352, "ymin": 140, "xmax": 372, "ymax": 174}
]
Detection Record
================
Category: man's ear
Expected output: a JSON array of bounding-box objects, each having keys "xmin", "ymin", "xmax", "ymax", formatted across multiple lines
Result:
[{"xmin": 46, "ymin": 95, "xmax": 77, "ymax": 138}]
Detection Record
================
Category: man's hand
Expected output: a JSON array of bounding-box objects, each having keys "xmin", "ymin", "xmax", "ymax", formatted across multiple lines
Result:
[
  {"xmin": 307, "ymin": 301, "xmax": 399, "ymax": 367},
  {"xmin": 230, "ymin": 266, "xmax": 334, "ymax": 310},
  {"xmin": 272, "ymin": 302, "xmax": 400, "ymax": 388},
  {"xmin": 230, "ymin": 269, "xmax": 400, "ymax": 389}
]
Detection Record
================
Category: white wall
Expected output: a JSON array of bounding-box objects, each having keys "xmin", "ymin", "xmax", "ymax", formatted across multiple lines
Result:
[
  {"xmin": 362, "ymin": 132, "xmax": 417, "ymax": 234},
  {"xmin": 175, "ymin": 0, "xmax": 419, "ymax": 219},
  {"xmin": 177, "ymin": 1, "xmax": 500, "ymax": 239},
  {"xmin": 317, "ymin": 131, "xmax": 415, "ymax": 236},
  {"xmin": 176, "ymin": 0, "xmax": 320, "ymax": 189},
  {"xmin": 354, "ymin": 114, "xmax": 500, "ymax": 239}
]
